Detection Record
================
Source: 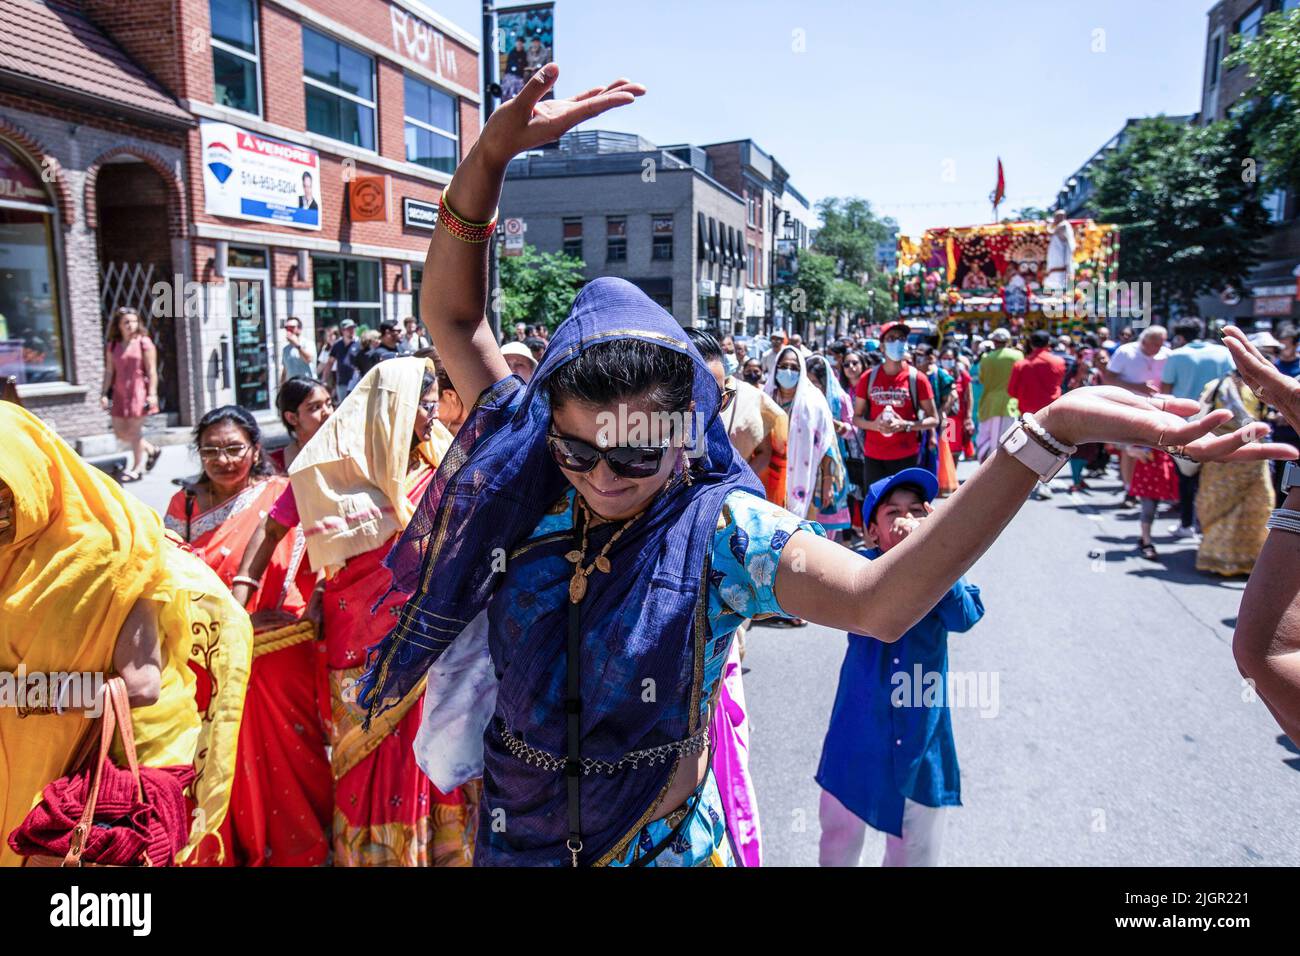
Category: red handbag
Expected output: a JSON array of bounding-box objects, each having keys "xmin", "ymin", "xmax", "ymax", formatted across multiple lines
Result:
[{"xmin": 8, "ymin": 677, "xmax": 194, "ymax": 867}]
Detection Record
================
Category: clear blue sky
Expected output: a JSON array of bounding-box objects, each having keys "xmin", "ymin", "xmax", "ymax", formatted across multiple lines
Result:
[{"xmin": 432, "ymin": 0, "xmax": 1212, "ymax": 237}]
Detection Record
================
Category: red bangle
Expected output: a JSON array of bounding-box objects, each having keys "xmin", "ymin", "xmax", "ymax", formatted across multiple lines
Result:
[{"xmin": 438, "ymin": 192, "xmax": 497, "ymax": 244}]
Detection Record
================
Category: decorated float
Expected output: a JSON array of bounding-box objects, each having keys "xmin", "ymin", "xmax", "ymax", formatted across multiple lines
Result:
[{"xmin": 895, "ymin": 219, "xmax": 1120, "ymax": 337}]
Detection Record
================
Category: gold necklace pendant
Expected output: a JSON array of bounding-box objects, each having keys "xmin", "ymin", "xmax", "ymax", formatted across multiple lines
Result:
[
  {"xmin": 568, "ymin": 570, "xmax": 588, "ymax": 603},
  {"xmin": 594, "ymin": 555, "xmax": 611, "ymax": 574},
  {"xmin": 564, "ymin": 549, "xmax": 584, "ymax": 564}
]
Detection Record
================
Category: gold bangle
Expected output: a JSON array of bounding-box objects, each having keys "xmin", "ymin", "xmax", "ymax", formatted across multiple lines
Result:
[{"xmin": 439, "ymin": 191, "xmax": 497, "ymax": 229}]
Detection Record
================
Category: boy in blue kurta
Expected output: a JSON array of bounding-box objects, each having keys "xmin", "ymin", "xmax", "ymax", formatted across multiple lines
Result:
[{"xmin": 816, "ymin": 467, "xmax": 984, "ymax": 866}]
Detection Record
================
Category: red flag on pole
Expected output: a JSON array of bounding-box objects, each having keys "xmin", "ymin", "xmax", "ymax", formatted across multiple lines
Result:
[{"xmin": 991, "ymin": 158, "xmax": 1006, "ymax": 208}]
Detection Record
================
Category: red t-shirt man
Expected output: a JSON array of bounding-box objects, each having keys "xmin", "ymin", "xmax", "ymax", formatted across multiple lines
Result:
[
  {"xmin": 1007, "ymin": 344, "xmax": 1065, "ymax": 414},
  {"xmin": 854, "ymin": 363, "xmax": 935, "ymax": 461}
]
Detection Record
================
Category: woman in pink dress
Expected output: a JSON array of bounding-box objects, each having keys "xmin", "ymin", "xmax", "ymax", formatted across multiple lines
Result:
[{"xmin": 101, "ymin": 307, "xmax": 161, "ymax": 481}]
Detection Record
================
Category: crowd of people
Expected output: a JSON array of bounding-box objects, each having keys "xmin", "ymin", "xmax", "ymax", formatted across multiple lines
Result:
[{"xmin": 2, "ymin": 65, "xmax": 1298, "ymax": 869}]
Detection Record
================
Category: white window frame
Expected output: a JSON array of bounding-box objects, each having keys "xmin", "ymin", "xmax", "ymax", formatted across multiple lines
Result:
[
  {"xmin": 302, "ymin": 28, "xmax": 378, "ymax": 153},
  {"xmin": 210, "ymin": 0, "xmax": 262, "ymax": 118},
  {"xmin": 403, "ymin": 73, "xmax": 459, "ymax": 172}
]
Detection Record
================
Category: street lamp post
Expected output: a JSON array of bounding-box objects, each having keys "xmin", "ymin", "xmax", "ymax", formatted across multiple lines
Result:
[{"xmin": 482, "ymin": 2, "xmax": 503, "ymax": 341}]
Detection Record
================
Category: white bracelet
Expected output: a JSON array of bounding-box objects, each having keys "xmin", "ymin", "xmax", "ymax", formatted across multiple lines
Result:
[
  {"xmin": 1022, "ymin": 412, "xmax": 1078, "ymax": 456},
  {"xmin": 1266, "ymin": 508, "xmax": 1300, "ymax": 535}
]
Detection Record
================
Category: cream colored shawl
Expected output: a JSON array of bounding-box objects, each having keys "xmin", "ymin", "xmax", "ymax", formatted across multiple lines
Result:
[{"xmin": 289, "ymin": 357, "xmax": 444, "ymax": 576}]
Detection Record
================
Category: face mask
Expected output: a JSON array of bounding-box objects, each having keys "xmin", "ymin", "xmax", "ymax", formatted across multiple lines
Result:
[
  {"xmin": 776, "ymin": 368, "xmax": 800, "ymax": 390},
  {"xmin": 940, "ymin": 359, "xmax": 955, "ymax": 371},
  {"xmin": 884, "ymin": 340, "xmax": 907, "ymax": 362},
  {"xmin": 723, "ymin": 353, "xmax": 739, "ymax": 375},
  {"xmin": 743, "ymin": 370, "xmax": 763, "ymax": 386}
]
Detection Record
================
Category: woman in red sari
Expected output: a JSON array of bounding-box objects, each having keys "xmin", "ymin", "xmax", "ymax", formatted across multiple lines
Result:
[
  {"xmin": 165, "ymin": 405, "xmax": 332, "ymax": 866},
  {"xmin": 286, "ymin": 357, "xmax": 476, "ymax": 866}
]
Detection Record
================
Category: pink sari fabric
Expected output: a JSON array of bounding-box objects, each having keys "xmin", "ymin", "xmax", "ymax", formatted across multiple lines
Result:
[{"xmin": 708, "ymin": 638, "xmax": 761, "ymax": 867}]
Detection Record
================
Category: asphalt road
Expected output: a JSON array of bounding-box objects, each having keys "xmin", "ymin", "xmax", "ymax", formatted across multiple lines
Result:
[{"xmin": 744, "ymin": 460, "xmax": 1300, "ymax": 867}]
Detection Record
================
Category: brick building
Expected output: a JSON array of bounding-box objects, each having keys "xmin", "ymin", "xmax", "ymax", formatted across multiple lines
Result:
[
  {"xmin": 1196, "ymin": 0, "xmax": 1300, "ymax": 326},
  {"xmin": 0, "ymin": 0, "xmax": 479, "ymax": 447},
  {"xmin": 500, "ymin": 130, "xmax": 748, "ymax": 331},
  {"xmin": 0, "ymin": 0, "xmax": 193, "ymax": 443}
]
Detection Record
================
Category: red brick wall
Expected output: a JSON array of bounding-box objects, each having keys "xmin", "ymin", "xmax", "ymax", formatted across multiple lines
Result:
[
  {"xmin": 80, "ymin": 0, "xmax": 185, "ymax": 98},
  {"xmin": 261, "ymin": 3, "xmax": 307, "ymax": 129}
]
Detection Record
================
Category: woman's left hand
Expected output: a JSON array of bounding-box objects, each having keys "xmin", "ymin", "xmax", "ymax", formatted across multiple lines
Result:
[{"xmin": 1037, "ymin": 385, "xmax": 1298, "ymax": 464}]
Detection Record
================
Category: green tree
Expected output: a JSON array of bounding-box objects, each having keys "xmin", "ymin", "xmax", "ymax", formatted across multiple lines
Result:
[
  {"xmin": 1007, "ymin": 206, "xmax": 1049, "ymax": 222},
  {"xmin": 497, "ymin": 244, "xmax": 587, "ymax": 330},
  {"xmin": 814, "ymin": 197, "xmax": 891, "ymax": 281},
  {"xmin": 774, "ymin": 248, "xmax": 835, "ymax": 327},
  {"xmin": 1089, "ymin": 116, "xmax": 1270, "ymax": 315},
  {"xmin": 1224, "ymin": 7, "xmax": 1300, "ymax": 193}
]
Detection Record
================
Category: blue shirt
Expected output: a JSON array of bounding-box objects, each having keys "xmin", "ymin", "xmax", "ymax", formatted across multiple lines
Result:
[
  {"xmin": 816, "ymin": 547, "xmax": 984, "ymax": 837},
  {"xmin": 1161, "ymin": 340, "xmax": 1233, "ymax": 401}
]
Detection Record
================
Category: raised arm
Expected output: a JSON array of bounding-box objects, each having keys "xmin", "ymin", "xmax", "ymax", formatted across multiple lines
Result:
[
  {"xmin": 421, "ymin": 65, "xmax": 645, "ymax": 405},
  {"xmin": 777, "ymin": 383, "xmax": 1295, "ymax": 642}
]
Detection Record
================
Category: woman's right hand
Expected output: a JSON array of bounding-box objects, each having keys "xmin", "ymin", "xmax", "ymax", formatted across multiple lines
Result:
[
  {"xmin": 1223, "ymin": 325, "xmax": 1300, "ymax": 435},
  {"xmin": 100, "ymin": 395, "xmax": 110, "ymax": 411},
  {"xmin": 475, "ymin": 65, "xmax": 646, "ymax": 168}
]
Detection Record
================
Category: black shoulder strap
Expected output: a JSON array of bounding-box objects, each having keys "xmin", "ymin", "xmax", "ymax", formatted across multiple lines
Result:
[
  {"xmin": 183, "ymin": 488, "xmax": 197, "ymax": 543},
  {"xmin": 907, "ymin": 367, "xmax": 921, "ymax": 420},
  {"xmin": 864, "ymin": 366, "xmax": 880, "ymax": 419},
  {"xmin": 566, "ymin": 509, "xmax": 584, "ymax": 867}
]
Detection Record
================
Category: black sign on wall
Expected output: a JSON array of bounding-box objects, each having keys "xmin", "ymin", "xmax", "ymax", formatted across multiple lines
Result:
[{"xmin": 404, "ymin": 198, "xmax": 439, "ymax": 230}]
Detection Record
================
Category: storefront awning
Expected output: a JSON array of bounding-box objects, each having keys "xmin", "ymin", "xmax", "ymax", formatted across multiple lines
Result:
[{"xmin": 0, "ymin": 0, "xmax": 191, "ymax": 129}]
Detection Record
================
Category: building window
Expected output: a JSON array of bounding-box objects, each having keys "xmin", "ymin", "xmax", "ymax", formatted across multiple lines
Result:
[
  {"xmin": 303, "ymin": 27, "xmax": 375, "ymax": 150},
  {"xmin": 1237, "ymin": 4, "xmax": 1264, "ymax": 43},
  {"xmin": 652, "ymin": 215, "xmax": 674, "ymax": 260},
  {"xmin": 562, "ymin": 217, "xmax": 583, "ymax": 259},
  {"xmin": 404, "ymin": 74, "xmax": 458, "ymax": 174},
  {"xmin": 606, "ymin": 216, "xmax": 627, "ymax": 262},
  {"xmin": 312, "ymin": 255, "xmax": 381, "ymax": 334},
  {"xmin": 746, "ymin": 244, "xmax": 756, "ymax": 286},
  {"xmin": 746, "ymin": 191, "xmax": 756, "ymax": 226},
  {"xmin": 1207, "ymin": 34, "xmax": 1223, "ymax": 89},
  {"xmin": 210, "ymin": 0, "xmax": 261, "ymax": 115},
  {"xmin": 1264, "ymin": 188, "xmax": 1290, "ymax": 224},
  {"xmin": 0, "ymin": 140, "xmax": 65, "ymax": 385}
]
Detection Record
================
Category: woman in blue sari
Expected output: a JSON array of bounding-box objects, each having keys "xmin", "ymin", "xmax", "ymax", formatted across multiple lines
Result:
[{"xmin": 357, "ymin": 64, "xmax": 1294, "ymax": 867}]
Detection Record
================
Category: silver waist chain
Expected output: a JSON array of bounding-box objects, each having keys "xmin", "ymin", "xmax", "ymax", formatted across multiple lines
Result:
[{"xmin": 497, "ymin": 719, "xmax": 710, "ymax": 776}]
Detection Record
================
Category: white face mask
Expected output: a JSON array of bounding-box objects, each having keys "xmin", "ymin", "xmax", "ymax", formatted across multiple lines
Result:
[
  {"xmin": 776, "ymin": 368, "xmax": 800, "ymax": 391},
  {"xmin": 723, "ymin": 353, "xmax": 739, "ymax": 376},
  {"xmin": 940, "ymin": 359, "xmax": 955, "ymax": 371},
  {"xmin": 884, "ymin": 340, "xmax": 907, "ymax": 362}
]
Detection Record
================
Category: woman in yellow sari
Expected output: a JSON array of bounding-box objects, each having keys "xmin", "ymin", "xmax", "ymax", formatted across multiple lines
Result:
[
  {"xmin": 1196, "ymin": 372, "xmax": 1274, "ymax": 577},
  {"xmin": 0, "ymin": 403, "xmax": 250, "ymax": 866}
]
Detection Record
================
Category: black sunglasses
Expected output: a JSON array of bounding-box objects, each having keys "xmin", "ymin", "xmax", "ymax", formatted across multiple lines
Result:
[{"xmin": 546, "ymin": 429, "xmax": 670, "ymax": 479}]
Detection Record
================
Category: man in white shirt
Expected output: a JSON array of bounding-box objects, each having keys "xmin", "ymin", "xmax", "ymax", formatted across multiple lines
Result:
[{"xmin": 1102, "ymin": 324, "xmax": 1169, "ymax": 502}]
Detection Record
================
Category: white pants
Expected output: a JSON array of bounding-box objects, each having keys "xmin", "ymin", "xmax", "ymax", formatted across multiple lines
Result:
[
  {"xmin": 818, "ymin": 790, "xmax": 947, "ymax": 867},
  {"xmin": 976, "ymin": 416, "xmax": 1013, "ymax": 462}
]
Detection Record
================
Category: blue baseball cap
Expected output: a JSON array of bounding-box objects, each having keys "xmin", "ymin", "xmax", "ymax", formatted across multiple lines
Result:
[{"xmin": 862, "ymin": 467, "xmax": 938, "ymax": 527}]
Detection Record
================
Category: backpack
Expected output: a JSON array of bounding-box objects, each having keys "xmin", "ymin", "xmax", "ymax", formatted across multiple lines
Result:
[{"xmin": 864, "ymin": 365, "xmax": 922, "ymax": 423}]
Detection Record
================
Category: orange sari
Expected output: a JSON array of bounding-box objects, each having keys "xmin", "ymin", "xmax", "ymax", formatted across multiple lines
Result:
[
  {"xmin": 165, "ymin": 477, "xmax": 332, "ymax": 866},
  {"xmin": 322, "ymin": 450, "xmax": 478, "ymax": 866}
]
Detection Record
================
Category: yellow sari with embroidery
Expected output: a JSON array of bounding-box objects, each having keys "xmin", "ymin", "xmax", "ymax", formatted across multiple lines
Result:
[{"xmin": 0, "ymin": 404, "xmax": 250, "ymax": 865}]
